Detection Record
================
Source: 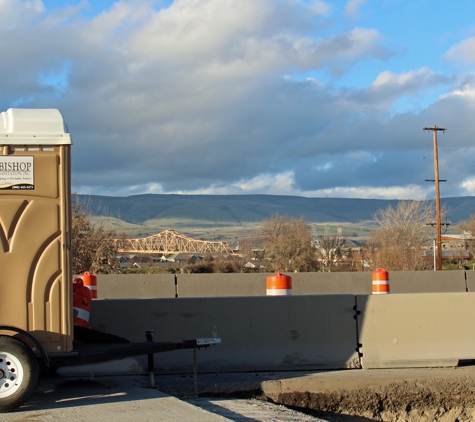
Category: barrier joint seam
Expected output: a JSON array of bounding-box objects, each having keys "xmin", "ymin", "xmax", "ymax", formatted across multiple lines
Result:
[
  {"xmin": 353, "ymin": 299, "xmax": 363, "ymax": 365},
  {"xmin": 356, "ymin": 342, "xmax": 363, "ymax": 358}
]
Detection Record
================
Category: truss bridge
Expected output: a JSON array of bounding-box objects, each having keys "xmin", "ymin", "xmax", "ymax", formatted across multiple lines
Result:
[{"xmin": 115, "ymin": 229, "xmax": 234, "ymax": 255}]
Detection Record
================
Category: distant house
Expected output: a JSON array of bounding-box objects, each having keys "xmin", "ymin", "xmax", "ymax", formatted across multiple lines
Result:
[
  {"xmin": 424, "ymin": 235, "xmax": 473, "ymax": 265},
  {"xmin": 423, "ymin": 248, "xmax": 471, "ymax": 265},
  {"xmin": 159, "ymin": 253, "xmax": 202, "ymax": 267},
  {"xmin": 442, "ymin": 249, "xmax": 471, "ymax": 264},
  {"xmin": 117, "ymin": 254, "xmax": 163, "ymax": 268},
  {"xmin": 441, "ymin": 235, "xmax": 471, "ymax": 251}
]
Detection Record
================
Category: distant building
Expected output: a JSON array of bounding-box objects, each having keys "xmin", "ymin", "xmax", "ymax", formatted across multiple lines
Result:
[
  {"xmin": 441, "ymin": 235, "xmax": 471, "ymax": 251},
  {"xmin": 160, "ymin": 253, "xmax": 202, "ymax": 266},
  {"xmin": 423, "ymin": 235, "xmax": 473, "ymax": 265},
  {"xmin": 116, "ymin": 252, "xmax": 223, "ymax": 269}
]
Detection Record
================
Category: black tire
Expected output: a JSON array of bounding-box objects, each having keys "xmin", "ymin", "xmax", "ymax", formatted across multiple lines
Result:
[{"xmin": 0, "ymin": 336, "xmax": 39, "ymax": 412}]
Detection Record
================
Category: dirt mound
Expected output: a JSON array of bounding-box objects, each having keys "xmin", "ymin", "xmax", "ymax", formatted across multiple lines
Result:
[{"xmin": 269, "ymin": 377, "xmax": 475, "ymax": 421}]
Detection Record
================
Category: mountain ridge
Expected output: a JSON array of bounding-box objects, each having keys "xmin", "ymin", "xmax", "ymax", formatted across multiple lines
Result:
[{"xmin": 78, "ymin": 194, "xmax": 475, "ymax": 227}]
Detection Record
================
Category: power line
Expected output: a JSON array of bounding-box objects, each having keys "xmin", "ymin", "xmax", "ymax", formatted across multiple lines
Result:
[{"xmin": 441, "ymin": 127, "xmax": 475, "ymax": 131}]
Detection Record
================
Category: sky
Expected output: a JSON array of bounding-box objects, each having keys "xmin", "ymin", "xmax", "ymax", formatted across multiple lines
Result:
[{"xmin": 2, "ymin": 0, "xmax": 475, "ymax": 200}]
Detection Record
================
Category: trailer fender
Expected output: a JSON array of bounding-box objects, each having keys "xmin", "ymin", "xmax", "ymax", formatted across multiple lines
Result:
[{"xmin": 0, "ymin": 326, "xmax": 51, "ymax": 368}]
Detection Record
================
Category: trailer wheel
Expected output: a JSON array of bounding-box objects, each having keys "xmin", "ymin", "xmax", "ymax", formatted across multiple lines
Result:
[{"xmin": 0, "ymin": 336, "xmax": 39, "ymax": 412}]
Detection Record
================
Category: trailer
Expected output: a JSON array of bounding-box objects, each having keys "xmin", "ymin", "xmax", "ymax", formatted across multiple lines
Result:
[{"xmin": 0, "ymin": 109, "xmax": 220, "ymax": 412}]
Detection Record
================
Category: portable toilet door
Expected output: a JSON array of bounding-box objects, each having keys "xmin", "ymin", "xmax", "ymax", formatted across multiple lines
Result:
[{"xmin": 0, "ymin": 108, "xmax": 73, "ymax": 355}]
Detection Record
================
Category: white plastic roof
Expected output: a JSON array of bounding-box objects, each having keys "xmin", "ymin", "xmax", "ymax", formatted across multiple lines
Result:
[{"xmin": 0, "ymin": 108, "xmax": 72, "ymax": 145}]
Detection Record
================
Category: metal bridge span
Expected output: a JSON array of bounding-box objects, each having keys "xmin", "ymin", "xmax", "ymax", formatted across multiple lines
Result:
[{"xmin": 115, "ymin": 229, "xmax": 234, "ymax": 255}]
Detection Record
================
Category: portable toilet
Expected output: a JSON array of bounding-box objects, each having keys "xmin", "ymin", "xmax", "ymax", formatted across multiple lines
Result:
[{"xmin": 0, "ymin": 108, "xmax": 73, "ymax": 354}]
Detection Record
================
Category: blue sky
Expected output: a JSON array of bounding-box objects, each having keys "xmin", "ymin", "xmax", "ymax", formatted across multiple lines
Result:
[{"xmin": 3, "ymin": 0, "xmax": 475, "ymax": 200}]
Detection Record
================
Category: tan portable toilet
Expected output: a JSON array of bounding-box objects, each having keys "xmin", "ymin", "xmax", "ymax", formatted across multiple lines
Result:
[{"xmin": 0, "ymin": 108, "xmax": 73, "ymax": 354}]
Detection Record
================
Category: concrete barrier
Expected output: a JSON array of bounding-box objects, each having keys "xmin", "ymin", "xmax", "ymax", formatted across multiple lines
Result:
[
  {"xmin": 96, "ymin": 271, "xmax": 468, "ymax": 299},
  {"xmin": 77, "ymin": 295, "xmax": 359, "ymax": 376},
  {"xmin": 386, "ymin": 270, "xmax": 467, "ymax": 293},
  {"xmin": 357, "ymin": 293, "xmax": 475, "ymax": 369},
  {"xmin": 175, "ymin": 273, "xmax": 267, "ymax": 297},
  {"xmin": 60, "ymin": 290, "xmax": 475, "ymax": 377},
  {"xmin": 286, "ymin": 271, "xmax": 466, "ymax": 295},
  {"xmin": 97, "ymin": 274, "xmax": 176, "ymax": 298},
  {"xmin": 177, "ymin": 272, "xmax": 370, "ymax": 296},
  {"xmin": 292, "ymin": 272, "xmax": 370, "ymax": 295}
]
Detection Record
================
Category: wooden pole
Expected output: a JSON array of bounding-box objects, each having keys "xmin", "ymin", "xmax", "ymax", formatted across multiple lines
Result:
[{"xmin": 423, "ymin": 126, "xmax": 446, "ymax": 270}]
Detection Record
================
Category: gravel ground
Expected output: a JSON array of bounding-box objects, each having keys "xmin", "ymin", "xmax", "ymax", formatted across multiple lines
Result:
[
  {"xmin": 158, "ymin": 367, "xmax": 475, "ymax": 422},
  {"xmin": 185, "ymin": 397, "xmax": 331, "ymax": 421},
  {"xmin": 6, "ymin": 368, "xmax": 475, "ymax": 421}
]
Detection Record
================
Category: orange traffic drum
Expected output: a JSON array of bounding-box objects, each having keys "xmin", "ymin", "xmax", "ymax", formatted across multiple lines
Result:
[
  {"xmin": 372, "ymin": 268, "xmax": 390, "ymax": 294},
  {"xmin": 73, "ymin": 278, "xmax": 92, "ymax": 327},
  {"xmin": 78, "ymin": 271, "xmax": 97, "ymax": 299},
  {"xmin": 266, "ymin": 271, "xmax": 292, "ymax": 296}
]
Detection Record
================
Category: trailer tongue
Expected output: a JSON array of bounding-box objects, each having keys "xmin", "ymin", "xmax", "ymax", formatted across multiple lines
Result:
[{"xmin": 50, "ymin": 326, "xmax": 221, "ymax": 367}]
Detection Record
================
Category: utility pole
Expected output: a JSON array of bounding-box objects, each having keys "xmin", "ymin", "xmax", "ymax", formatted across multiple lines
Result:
[{"xmin": 423, "ymin": 125, "xmax": 446, "ymax": 271}]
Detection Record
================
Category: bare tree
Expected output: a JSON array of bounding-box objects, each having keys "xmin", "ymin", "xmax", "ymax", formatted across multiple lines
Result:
[
  {"xmin": 71, "ymin": 196, "xmax": 118, "ymax": 274},
  {"xmin": 315, "ymin": 234, "xmax": 346, "ymax": 272},
  {"xmin": 260, "ymin": 214, "xmax": 319, "ymax": 272},
  {"xmin": 232, "ymin": 236, "xmax": 260, "ymax": 273},
  {"xmin": 364, "ymin": 201, "xmax": 437, "ymax": 271},
  {"xmin": 212, "ymin": 256, "xmax": 237, "ymax": 273}
]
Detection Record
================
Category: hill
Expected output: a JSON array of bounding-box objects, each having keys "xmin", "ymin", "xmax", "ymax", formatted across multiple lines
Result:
[{"xmin": 76, "ymin": 194, "xmax": 475, "ymax": 241}]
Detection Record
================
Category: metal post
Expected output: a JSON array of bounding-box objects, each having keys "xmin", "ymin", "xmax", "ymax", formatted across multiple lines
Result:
[{"xmin": 145, "ymin": 330, "xmax": 155, "ymax": 387}]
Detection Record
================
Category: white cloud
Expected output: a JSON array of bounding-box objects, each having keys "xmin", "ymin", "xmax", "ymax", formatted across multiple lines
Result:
[
  {"xmin": 129, "ymin": 0, "xmax": 277, "ymax": 62},
  {"xmin": 1, "ymin": 0, "xmax": 474, "ymax": 200},
  {"xmin": 234, "ymin": 172, "xmax": 296, "ymax": 195},
  {"xmin": 304, "ymin": 185, "xmax": 431, "ymax": 200},
  {"xmin": 344, "ymin": 0, "xmax": 365, "ymax": 19},
  {"xmin": 308, "ymin": 28, "xmax": 388, "ymax": 69},
  {"xmin": 444, "ymin": 37, "xmax": 475, "ymax": 65},
  {"xmin": 440, "ymin": 84, "xmax": 475, "ymax": 100},
  {"xmin": 88, "ymin": 171, "xmax": 433, "ymax": 201},
  {"xmin": 371, "ymin": 68, "xmax": 432, "ymax": 88},
  {"xmin": 125, "ymin": 0, "xmax": 388, "ymax": 78},
  {"xmin": 369, "ymin": 67, "xmax": 452, "ymax": 98},
  {"xmin": 461, "ymin": 178, "xmax": 475, "ymax": 195},
  {"xmin": 306, "ymin": 0, "xmax": 332, "ymax": 17},
  {"xmin": 358, "ymin": 67, "xmax": 453, "ymax": 111},
  {"xmin": 0, "ymin": 0, "xmax": 44, "ymax": 30},
  {"xmin": 170, "ymin": 172, "xmax": 297, "ymax": 196},
  {"xmin": 84, "ymin": 2, "xmax": 145, "ymax": 43}
]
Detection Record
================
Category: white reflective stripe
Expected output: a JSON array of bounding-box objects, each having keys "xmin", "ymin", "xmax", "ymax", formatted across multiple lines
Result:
[
  {"xmin": 73, "ymin": 306, "xmax": 90, "ymax": 321},
  {"xmin": 85, "ymin": 285, "xmax": 97, "ymax": 291},
  {"xmin": 372, "ymin": 280, "xmax": 389, "ymax": 285},
  {"xmin": 266, "ymin": 289, "xmax": 292, "ymax": 296},
  {"xmin": 372, "ymin": 291, "xmax": 389, "ymax": 294}
]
